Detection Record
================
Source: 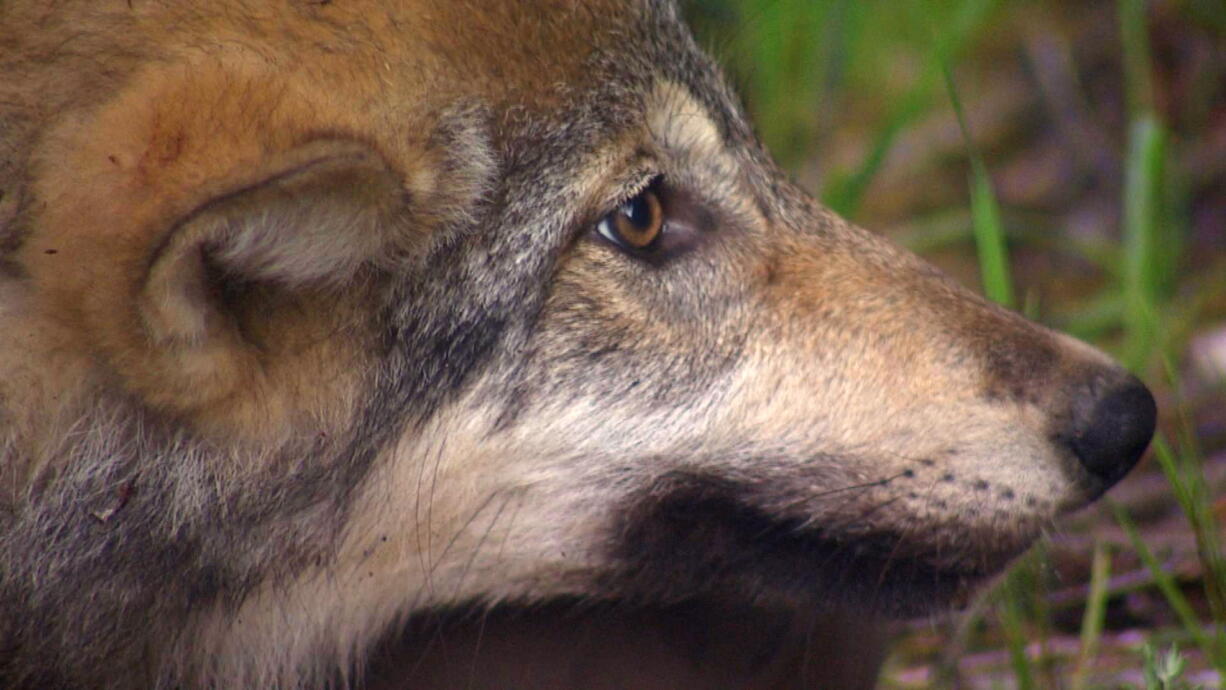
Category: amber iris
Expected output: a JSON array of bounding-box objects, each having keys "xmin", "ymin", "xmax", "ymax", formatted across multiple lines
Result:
[{"xmin": 598, "ymin": 188, "xmax": 664, "ymax": 251}]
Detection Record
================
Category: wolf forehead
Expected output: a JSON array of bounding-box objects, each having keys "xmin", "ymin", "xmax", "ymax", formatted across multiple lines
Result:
[
  {"xmin": 5, "ymin": 1, "xmax": 773, "ymax": 287},
  {"xmin": 2, "ymin": 1, "xmax": 744, "ymax": 197}
]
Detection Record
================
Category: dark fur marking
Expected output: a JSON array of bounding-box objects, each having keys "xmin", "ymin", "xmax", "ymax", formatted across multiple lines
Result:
[
  {"xmin": 605, "ymin": 472, "xmax": 981, "ymax": 617},
  {"xmin": 978, "ymin": 322, "xmax": 1060, "ymax": 405}
]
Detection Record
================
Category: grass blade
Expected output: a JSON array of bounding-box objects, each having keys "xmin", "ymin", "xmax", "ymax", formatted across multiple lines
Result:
[
  {"xmin": 822, "ymin": 0, "xmax": 999, "ymax": 218},
  {"xmin": 942, "ymin": 62, "xmax": 1015, "ymax": 307},
  {"xmin": 1111, "ymin": 500, "xmax": 1218, "ymax": 665},
  {"xmin": 998, "ymin": 569, "xmax": 1037, "ymax": 690},
  {"xmin": 1119, "ymin": 0, "xmax": 1156, "ymax": 118},
  {"xmin": 1120, "ymin": 114, "xmax": 1167, "ymax": 370},
  {"xmin": 968, "ymin": 156, "xmax": 1014, "ymax": 307},
  {"xmin": 1070, "ymin": 540, "xmax": 1112, "ymax": 690},
  {"xmin": 1149, "ymin": 428, "xmax": 1226, "ymax": 669}
]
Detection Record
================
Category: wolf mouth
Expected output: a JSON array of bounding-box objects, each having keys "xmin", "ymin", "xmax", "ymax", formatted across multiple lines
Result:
[{"xmin": 607, "ymin": 473, "xmax": 1017, "ymax": 617}]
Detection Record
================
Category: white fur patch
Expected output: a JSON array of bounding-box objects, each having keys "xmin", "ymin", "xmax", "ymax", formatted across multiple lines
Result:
[{"xmin": 648, "ymin": 81, "xmax": 724, "ymax": 156}]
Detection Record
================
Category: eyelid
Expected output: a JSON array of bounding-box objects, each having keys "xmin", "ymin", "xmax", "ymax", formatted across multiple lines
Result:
[{"xmin": 605, "ymin": 171, "xmax": 661, "ymax": 218}]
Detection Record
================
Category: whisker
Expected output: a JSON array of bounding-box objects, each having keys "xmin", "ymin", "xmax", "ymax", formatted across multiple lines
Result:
[{"xmin": 409, "ymin": 488, "xmax": 504, "ymax": 612}]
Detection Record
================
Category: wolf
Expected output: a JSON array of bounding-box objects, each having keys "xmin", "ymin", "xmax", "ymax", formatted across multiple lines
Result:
[{"xmin": 0, "ymin": 1, "xmax": 1156, "ymax": 688}]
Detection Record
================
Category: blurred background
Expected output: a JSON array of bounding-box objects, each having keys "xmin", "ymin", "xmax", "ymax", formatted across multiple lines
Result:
[{"xmin": 682, "ymin": 0, "xmax": 1224, "ymax": 687}]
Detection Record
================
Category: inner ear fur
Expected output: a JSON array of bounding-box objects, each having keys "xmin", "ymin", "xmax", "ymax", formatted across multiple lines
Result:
[{"xmin": 133, "ymin": 140, "xmax": 410, "ymax": 425}]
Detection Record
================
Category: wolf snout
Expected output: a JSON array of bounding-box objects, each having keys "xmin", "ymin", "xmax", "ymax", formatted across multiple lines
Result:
[{"xmin": 1057, "ymin": 372, "xmax": 1156, "ymax": 495}]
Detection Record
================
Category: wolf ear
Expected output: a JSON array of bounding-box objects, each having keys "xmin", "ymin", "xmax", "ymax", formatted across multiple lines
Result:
[
  {"xmin": 127, "ymin": 140, "xmax": 411, "ymax": 421},
  {"xmin": 141, "ymin": 141, "xmax": 408, "ymax": 345}
]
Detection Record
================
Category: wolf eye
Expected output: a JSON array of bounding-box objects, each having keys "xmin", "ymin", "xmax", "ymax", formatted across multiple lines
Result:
[{"xmin": 597, "ymin": 187, "xmax": 664, "ymax": 252}]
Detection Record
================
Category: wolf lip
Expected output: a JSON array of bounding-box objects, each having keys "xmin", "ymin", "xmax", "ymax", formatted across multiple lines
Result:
[{"xmin": 610, "ymin": 476, "xmax": 1023, "ymax": 617}]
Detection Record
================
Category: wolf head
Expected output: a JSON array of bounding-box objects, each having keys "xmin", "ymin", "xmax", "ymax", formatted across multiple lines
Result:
[{"xmin": 0, "ymin": 1, "xmax": 1153, "ymax": 687}]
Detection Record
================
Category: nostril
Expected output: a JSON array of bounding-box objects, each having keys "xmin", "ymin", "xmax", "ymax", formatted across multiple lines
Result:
[{"xmin": 1064, "ymin": 375, "xmax": 1157, "ymax": 489}]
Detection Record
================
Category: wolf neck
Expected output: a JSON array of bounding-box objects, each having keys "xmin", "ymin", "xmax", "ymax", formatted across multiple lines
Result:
[{"xmin": 0, "ymin": 389, "xmax": 369, "ymax": 688}]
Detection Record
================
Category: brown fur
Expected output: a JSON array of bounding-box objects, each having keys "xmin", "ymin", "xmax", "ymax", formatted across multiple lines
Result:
[{"xmin": 0, "ymin": 1, "xmax": 1152, "ymax": 688}]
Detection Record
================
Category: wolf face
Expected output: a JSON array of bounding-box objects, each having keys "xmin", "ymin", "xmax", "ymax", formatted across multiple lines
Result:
[{"xmin": 0, "ymin": 1, "xmax": 1154, "ymax": 688}]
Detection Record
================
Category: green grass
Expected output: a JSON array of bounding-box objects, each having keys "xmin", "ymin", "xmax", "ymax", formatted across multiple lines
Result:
[
  {"xmin": 1113, "ymin": 501, "xmax": 1220, "ymax": 666},
  {"xmin": 998, "ymin": 573, "xmax": 1038, "ymax": 690},
  {"xmin": 1144, "ymin": 643, "xmax": 1194, "ymax": 690},
  {"xmin": 942, "ymin": 60, "xmax": 1015, "ymax": 308},
  {"xmin": 822, "ymin": 0, "xmax": 999, "ymax": 219},
  {"xmin": 686, "ymin": 0, "xmax": 1224, "ymax": 686},
  {"xmin": 1070, "ymin": 541, "xmax": 1111, "ymax": 690},
  {"xmin": 1148, "ymin": 426, "xmax": 1226, "ymax": 670},
  {"xmin": 1121, "ymin": 114, "xmax": 1168, "ymax": 369},
  {"xmin": 1115, "ymin": 0, "xmax": 1224, "ymax": 673}
]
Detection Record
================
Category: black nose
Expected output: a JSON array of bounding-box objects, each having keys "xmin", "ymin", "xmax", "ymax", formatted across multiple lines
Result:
[{"xmin": 1062, "ymin": 374, "xmax": 1156, "ymax": 489}]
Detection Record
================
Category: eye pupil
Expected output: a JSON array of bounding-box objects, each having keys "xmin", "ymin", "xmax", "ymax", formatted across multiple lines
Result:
[
  {"xmin": 622, "ymin": 195, "xmax": 653, "ymax": 230},
  {"xmin": 599, "ymin": 186, "xmax": 664, "ymax": 252}
]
